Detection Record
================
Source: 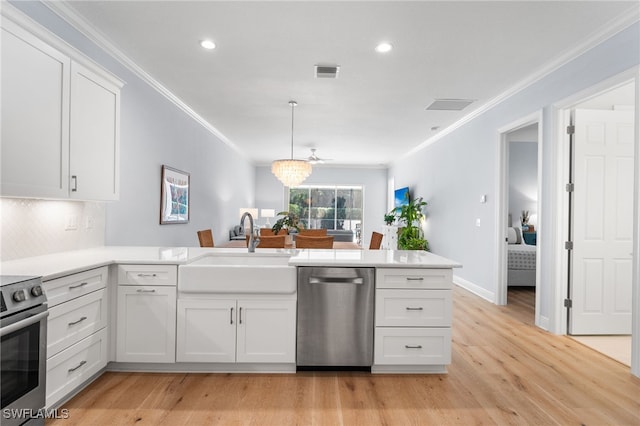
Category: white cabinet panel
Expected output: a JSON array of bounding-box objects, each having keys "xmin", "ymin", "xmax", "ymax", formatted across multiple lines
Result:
[
  {"xmin": 44, "ymin": 266, "xmax": 108, "ymax": 308},
  {"xmin": 374, "ymin": 327, "xmax": 451, "ymax": 365},
  {"xmin": 176, "ymin": 299, "xmax": 236, "ymax": 363},
  {"xmin": 46, "ymin": 328, "xmax": 107, "ymax": 409},
  {"xmin": 116, "ymin": 286, "xmax": 176, "ymax": 363},
  {"xmin": 69, "ymin": 61, "xmax": 120, "ymax": 200},
  {"xmin": 375, "ymin": 289, "xmax": 452, "ymax": 327},
  {"xmin": 1, "ymin": 15, "xmax": 122, "ymax": 201},
  {"xmin": 376, "ymin": 268, "xmax": 452, "ymax": 290},
  {"xmin": 176, "ymin": 298, "xmax": 296, "ymax": 364},
  {"xmin": 117, "ymin": 265, "xmax": 178, "ymax": 286},
  {"xmin": 47, "ymin": 289, "xmax": 107, "ymax": 356},
  {"xmin": 1, "ymin": 20, "xmax": 69, "ymax": 198},
  {"xmin": 236, "ymin": 299, "xmax": 296, "ymax": 363}
]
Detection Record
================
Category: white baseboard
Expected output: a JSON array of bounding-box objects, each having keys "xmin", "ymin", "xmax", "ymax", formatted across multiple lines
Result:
[
  {"xmin": 453, "ymin": 275, "xmax": 495, "ymax": 303},
  {"xmin": 538, "ymin": 315, "xmax": 550, "ymax": 331}
]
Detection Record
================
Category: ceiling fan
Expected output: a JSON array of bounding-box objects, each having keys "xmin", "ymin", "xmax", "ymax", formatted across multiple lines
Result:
[{"xmin": 307, "ymin": 148, "xmax": 332, "ymax": 164}]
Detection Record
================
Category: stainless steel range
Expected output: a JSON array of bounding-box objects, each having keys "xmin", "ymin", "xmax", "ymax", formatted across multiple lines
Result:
[{"xmin": 1, "ymin": 276, "xmax": 48, "ymax": 426}]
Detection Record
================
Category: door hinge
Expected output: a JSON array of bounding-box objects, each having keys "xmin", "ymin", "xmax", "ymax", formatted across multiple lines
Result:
[
  {"xmin": 564, "ymin": 298, "xmax": 572, "ymax": 308},
  {"xmin": 566, "ymin": 125, "xmax": 575, "ymax": 134},
  {"xmin": 565, "ymin": 183, "xmax": 574, "ymax": 192},
  {"xmin": 565, "ymin": 241, "xmax": 573, "ymax": 250}
]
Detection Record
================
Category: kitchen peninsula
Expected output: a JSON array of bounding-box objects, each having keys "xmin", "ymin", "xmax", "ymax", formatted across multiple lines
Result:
[{"xmin": 1, "ymin": 246, "xmax": 460, "ymax": 409}]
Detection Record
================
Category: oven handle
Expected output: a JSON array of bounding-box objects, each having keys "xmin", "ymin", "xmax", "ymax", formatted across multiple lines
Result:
[{"xmin": 0, "ymin": 311, "xmax": 49, "ymax": 337}]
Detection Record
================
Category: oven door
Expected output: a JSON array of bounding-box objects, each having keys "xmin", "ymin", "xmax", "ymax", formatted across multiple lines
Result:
[{"xmin": 1, "ymin": 304, "xmax": 48, "ymax": 426}]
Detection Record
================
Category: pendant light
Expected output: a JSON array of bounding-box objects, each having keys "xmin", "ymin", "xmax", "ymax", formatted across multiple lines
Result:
[{"xmin": 271, "ymin": 100, "xmax": 312, "ymax": 187}]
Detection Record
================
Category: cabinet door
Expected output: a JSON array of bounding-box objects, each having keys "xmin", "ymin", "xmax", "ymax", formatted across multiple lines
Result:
[
  {"xmin": 116, "ymin": 286, "xmax": 176, "ymax": 363},
  {"xmin": 176, "ymin": 299, "xmax": 236, "ymax": 363},
  {"xmin": 69, "ymin": 61, "xmax": 120, "ymax": 200},
  {"xmin": 1, "ymin": 20, "xmax": 70, "ymax": 198},
  {"xmin": 236, "ymin": 299, "xmax": 296, "ymax": 363}
]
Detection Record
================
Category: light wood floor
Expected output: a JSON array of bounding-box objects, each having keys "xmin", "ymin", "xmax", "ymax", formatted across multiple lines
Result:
[{"xmin": 48, "ymin": 286, "xmax": 640, "ymax": 426}]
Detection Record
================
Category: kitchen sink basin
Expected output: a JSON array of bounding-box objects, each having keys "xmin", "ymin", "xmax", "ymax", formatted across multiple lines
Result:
[{"xmin": 178, "ymin": 254, "xmax": 296, "ymax": 294}]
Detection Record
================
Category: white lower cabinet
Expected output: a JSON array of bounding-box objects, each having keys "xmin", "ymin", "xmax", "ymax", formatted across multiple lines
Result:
[
  {"xmin": 176, "ymin": 298, "xmax": 296, "ymax": 364},
  {"xmin": 43, "ymin": 266, "xmax": 109, "ymax": 408},
  {"xmin": 116, "ymin": 285, "xmax": 176, "ymax": 363},
  {"xmin": 373, "ymin": 268, "xmax": 453, "ymax": 373}
]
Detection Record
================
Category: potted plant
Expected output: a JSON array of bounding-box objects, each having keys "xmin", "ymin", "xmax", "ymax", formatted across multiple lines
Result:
[
  {"xmin": 271, "ymin": 211, "xmax": 302, "ymax": 235},
  {"xmin": 384, "ymin": 212, "xmax": 396, "ymax": 226},
  {"xmin": 396, "ymin": 197, "xmax": 429, "ymax": 251}
]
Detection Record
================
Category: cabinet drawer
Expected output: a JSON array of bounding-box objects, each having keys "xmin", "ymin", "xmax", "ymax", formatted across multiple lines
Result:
[
  {"xmin": 117, "ymin": 264, "xmax": 177, "ymax": 286},
  {"xmin": 44, "ymin": 267, "xmax": 108, "ymax": 307},
  {"xmin": 376, "ymin": 268, "xmax": 452, "ymax": 290},
  {"xmin": 375, "ymin": 289, "xmax": 451, "ymax": 327},
  {"xmin": 46, "ymin": 328, "xmax": 107, "ymax": 409},
  {"xmin": 47, "ymin": 289, "xmax": 107, "ymax": 356},
  {"xmin": 374, "ymin": 327, "xmax": 451, "ymax": 365}
]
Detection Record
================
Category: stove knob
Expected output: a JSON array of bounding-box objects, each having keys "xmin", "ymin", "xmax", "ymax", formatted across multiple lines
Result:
[
  {"xmin": 31, "ymin": 286, "xmax": 43, "ymax": 297},
  {"xmin": 12, "ymin": 290, "xmax": 26, "ymax": 302}
]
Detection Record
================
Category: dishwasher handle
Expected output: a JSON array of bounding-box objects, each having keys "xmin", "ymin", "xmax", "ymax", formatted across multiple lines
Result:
[{"xmin": 308, "ymin": 277, "xmax": 364, "ymax": 285}]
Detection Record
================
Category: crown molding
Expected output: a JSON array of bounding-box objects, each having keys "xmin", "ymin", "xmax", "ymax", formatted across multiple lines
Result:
[
  {"xmin": 41, "ymin": 1, "xmax": 247, "ymax": 161},
  {"xmin": 394, "ymin": 4, "xmax": 640, "ymax": 166}
]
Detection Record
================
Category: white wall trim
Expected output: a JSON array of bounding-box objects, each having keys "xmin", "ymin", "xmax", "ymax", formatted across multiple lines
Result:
[
  {"xmin": 494, "ymin": 112, "xmax": 542, "ymax": 318},
  {"xmin": 39, "ymin": 1, "xmax": 248, "ymax": 162},
  {"xmin": 632, "ymin": 69, "xmax": 640, "ymax": 377},
  {"xmin": 453, "ymin": 275, "xmax": 494, "ymax": 303},
  {"xmin": 394, "ymin": 7, "xmax": 640, "ymax": 165}
]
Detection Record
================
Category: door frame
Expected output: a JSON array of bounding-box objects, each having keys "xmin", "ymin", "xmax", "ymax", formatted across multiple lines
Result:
[
  {"xmin": 495, "ymin": 111, "xmax": 542, "ymax": 322},
  {"xmin": 552, "ymin": 67, "xmax": 639, "ymax": 376}
]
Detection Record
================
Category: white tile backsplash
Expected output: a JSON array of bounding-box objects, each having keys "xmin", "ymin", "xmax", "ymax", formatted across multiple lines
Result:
[{"xmin": 1, "ymin": 198, "xmax": 105, "ymax": 261}]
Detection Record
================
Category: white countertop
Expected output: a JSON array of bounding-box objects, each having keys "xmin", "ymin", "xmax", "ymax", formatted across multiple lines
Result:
[{"xmin": 1, "ymin": 246, "xmax": 461, "ymax": 280}]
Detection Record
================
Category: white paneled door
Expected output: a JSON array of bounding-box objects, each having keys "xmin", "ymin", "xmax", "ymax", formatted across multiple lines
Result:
[{"xmin": 570, "ymin": 109, "xmax": 634, "ymax": 334}]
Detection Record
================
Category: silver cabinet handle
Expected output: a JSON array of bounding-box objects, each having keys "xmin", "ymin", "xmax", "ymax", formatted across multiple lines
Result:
[
  {"xmin": 71, "ymin": 175, "xmax": 78, "ymax": 192},
  {"xmin": 309, "ymin": 277, "xmax": 364, "ymax": 285},
  {"xmin": 230, "ymin": 307, "xmax": 234, "ymax": 325},
  {"xmin": 68, "ymin": 316, "xmax": 87, "ymax": 326},
  {"xmin": 406, "ymin": 277, "xmax": 424, "ymax": 281},
  {"xmin": 239, "ymin": 307, "xmax": 243, "ymax": 324},
  {"xmin": 405, "ymin": 345, "xmax": 423, "ymax": 349},
  {"xmin": 137, "ymin": 273, "xmax": 157, "ymax": 277},
  {"xmin": 69, "ymin": 282, "xmax": 88, "ymax": 290},
  {"xmin": 68, "ymin": 360, "xmax": 87, "ymax": 372},
  {"xmin": 136, "ymin": 289, "xmax": 156, "ymax": 293},
  {"xmin": 405, "ymin": 307, "xmax": 423, "ymax": 311}
]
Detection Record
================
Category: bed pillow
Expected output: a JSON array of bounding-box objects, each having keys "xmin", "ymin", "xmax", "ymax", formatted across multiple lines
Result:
[{"xmin": 507, "ymin": 227, "xmax": 523, "ymax": 244}]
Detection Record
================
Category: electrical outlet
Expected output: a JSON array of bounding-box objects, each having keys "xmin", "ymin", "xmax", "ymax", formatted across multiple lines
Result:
[
  {"xmin": 480, "ymin": 195, "xmax": 487, "ymax": 203},
  {"xmin": 85, "ymin": 216, "xmax": 94, "ymax": 230},
  {"xmin": 475, "ymin": 218, "xmax": 481, "ymax": 227},
  {"xmin": 65, "ymin": 215, "xmax": 78, "ymax": 231}
]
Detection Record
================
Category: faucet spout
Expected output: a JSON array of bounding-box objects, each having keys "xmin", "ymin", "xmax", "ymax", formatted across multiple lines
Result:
[{"xmin": 240, "ymin": 212, "xmax": 259, "ymax": 253}]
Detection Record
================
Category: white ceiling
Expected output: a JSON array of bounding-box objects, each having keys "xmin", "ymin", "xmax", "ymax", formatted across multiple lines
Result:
[{"xmin": 52, "ymin": 1, "xmax": 637, "ymax": 166}]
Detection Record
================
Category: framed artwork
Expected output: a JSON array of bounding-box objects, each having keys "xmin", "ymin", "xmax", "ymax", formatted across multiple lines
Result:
[{"xmin": 160, "ymin": 165, "xmax": 190, "ymax": 224}]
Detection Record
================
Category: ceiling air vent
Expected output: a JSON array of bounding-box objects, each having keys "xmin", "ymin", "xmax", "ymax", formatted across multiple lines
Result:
[
  {"xmin": 426, "ymin": 99, "xmax": 475, "ymax": 111},
  {"xmin": 315, "ymin": 65, "xmax": 340, "ymax": 79}
]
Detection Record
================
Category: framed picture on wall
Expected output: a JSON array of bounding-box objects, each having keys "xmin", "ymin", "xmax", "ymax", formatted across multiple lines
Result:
[{"xmin": 160, "ymin": 165, "xmax": 190, "ymax": 224}]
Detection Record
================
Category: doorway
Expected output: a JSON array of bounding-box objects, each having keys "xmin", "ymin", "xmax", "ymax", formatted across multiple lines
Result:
[
  {"xmin": 564, "ymin": 81, "xmax": 635, "ymax": 365},
  {"xmin": 496, "ymin": 113, "xmax": 542, "ymax": 327}
]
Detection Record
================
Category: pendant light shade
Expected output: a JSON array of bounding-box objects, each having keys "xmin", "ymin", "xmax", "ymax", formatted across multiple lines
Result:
[{"xmin": 271, "ymin": 101, "xmax": 312, "ymax": 187}]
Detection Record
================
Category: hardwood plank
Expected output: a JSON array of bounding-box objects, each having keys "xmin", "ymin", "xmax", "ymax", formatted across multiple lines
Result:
[{"xmin": 47, "ymin": 286, "xmax": 640, "ymax": 426}]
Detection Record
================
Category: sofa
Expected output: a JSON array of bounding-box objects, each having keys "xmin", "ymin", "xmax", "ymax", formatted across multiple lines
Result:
[{"xmin": 228, "ymin": 225, "xmax": 246, "ymax": 241}]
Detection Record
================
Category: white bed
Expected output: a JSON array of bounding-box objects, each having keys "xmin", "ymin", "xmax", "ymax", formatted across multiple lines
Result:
[{"xmin": 507, "ymin": 227, "xmax": 536, "ymax": 287}]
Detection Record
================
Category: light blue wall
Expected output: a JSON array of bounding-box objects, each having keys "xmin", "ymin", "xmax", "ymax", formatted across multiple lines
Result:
[
  {"xmin": 255, "ymin": 166, "xmax": 387, "ymax": 247},
  {"xmin": 389, "ymin": 21, "xmax": 639, "ymax": 324},
  {"xmin": 10, "ymin": 1, "xmax": 255, "ymax": 247}
]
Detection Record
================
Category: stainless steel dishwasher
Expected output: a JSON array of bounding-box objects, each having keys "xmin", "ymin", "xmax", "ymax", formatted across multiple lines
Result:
[{"xmin": 297, "ymin": 267, "xmax": 374, "ymax": 368}]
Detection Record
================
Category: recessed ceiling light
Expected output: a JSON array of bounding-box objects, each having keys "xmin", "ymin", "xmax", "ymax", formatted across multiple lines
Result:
[
  {"xmin": 375, "ymin": 42, "xmax": 393, "ymax": 53},
  {"xmin": 200, "ymin": 39, "xmax": 216, "ymax": 50}
]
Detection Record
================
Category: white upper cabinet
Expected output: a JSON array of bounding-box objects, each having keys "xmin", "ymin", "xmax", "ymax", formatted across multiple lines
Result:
[
  {"xmin": 1, "ymin": 20, "xmax": 70, "ymax": 198},
  {"xmin": 69, "ymin": 62, "xmax": 121, "ymax": 200},
  {"xmin": 0, "ymin": 13, "xmax": 123, "ymax": 201}
]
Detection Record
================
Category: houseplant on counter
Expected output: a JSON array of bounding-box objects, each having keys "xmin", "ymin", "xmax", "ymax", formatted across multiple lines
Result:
[{"xmin": 390, "ymin": 196, "xmax": 429, "ymax": 251}]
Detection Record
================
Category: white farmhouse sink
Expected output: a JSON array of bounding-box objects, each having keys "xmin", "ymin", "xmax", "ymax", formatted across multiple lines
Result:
[{"xmin": 178, "ymin": 254, "xmax": 296, "ymax": 294}]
